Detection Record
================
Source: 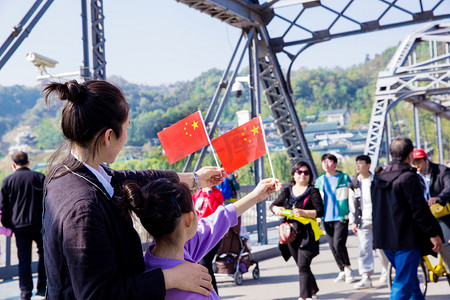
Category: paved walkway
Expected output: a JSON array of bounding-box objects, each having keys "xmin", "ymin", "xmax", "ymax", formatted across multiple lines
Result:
[
  {"xmin": 1, "ymin": 228, "xmax": 449, "ymax": 299},
  {"xmin": 217, "ymin": 230, "xmax": 450, "ymax": 300}
]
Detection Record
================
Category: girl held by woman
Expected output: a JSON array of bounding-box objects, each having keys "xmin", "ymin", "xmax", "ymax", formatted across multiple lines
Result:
[
  {"xmin": 122, "ymin": 177, "xmax": 281, "ymax": 299},
  {"xmin": 271, "ymin": 161, "xmax": 324, "ymax": 300}
]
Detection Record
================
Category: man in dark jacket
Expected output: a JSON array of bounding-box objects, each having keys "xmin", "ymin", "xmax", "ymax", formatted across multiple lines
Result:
[
  {"xmin": 371, "ymin": 137, "xmax": 442, "ymax": 300},
  {"xmin": 412, "ymin": 148, "xmax": 450, "ymax": 272},
  {"xmin": 0, "ymin": 152, "xmax": 46, "ymax": 299}
]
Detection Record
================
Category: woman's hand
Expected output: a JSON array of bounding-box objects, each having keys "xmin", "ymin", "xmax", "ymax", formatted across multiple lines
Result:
[
  {"xmin": 271, "ymin": 206, "xmax": 284, "ymax": 217},
  {"xmin": 162, "ymin": 261, "xmax": 213, "ymax": 296},
  {"xmin": 251, "ymin": 178, "xmax": 282, "ymax": 202},
  {"xmin": 293, "ymin": 208, "xmax": 305, "ymax": 217},
  {"xmin": 234, "ymin": 178, "xmax": 281, "ymax": 217},
  {"xmin": 196, "ymin": 167, "xmax": 226, "ymax": 188}
]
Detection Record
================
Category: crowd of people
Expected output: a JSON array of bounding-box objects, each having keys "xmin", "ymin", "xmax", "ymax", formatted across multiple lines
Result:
[
  {"xmin": 0, "ymin": 79, "xmax": 449, "ymax": 300},
  {"xmin": 270, "ymin": 140, "xmax": 448, "ymax": 300}
]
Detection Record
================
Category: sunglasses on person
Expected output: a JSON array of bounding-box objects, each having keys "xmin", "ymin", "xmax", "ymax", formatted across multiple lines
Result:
[{"xmin": 295, "ymin": 169, "xmax": 310, "ymax": 176}]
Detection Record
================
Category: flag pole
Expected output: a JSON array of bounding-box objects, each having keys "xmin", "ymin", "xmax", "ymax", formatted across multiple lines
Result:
[
  {"xmin": 198, "ymin": 109, "xmax": 221, "ymax": 168},
  {"xmin": 259, "ymin": 115, "xmax": 276, "ymax": 179}
]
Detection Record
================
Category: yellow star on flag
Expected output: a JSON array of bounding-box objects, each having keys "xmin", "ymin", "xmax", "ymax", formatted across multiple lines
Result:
[
  {"xmin": 191, "ymin": 120, "xmax": 199, "ymax": 130},
  {"xmin": 250, "ymin": 125, "xmax": 259, "ymax": 135}
]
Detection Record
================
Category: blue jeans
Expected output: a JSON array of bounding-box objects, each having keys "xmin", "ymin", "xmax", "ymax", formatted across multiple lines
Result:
[{"xmin": 384, "ymin": 248, "xmax": 424, "ymax": 300}]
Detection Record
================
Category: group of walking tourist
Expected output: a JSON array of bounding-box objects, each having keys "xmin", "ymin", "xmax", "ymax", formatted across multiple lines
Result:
[{"xmin": 0, "ymin": 79, "xmax": 449, "ymax": 300}]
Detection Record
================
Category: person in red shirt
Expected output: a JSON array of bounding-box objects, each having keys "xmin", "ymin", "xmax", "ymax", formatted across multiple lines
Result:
[{"xmin": 192, "ymin": 187, "xmax": 224, "ymax": 293}]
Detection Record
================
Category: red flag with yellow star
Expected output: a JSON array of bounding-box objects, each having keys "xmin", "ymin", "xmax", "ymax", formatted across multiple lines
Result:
[
  {"xmin": 212, "ymin": 117, "xmax": 267, "ymax": 173},
  {"xmin": 157, "ymin": 111, "xmax": 209, "ymax": 164}
]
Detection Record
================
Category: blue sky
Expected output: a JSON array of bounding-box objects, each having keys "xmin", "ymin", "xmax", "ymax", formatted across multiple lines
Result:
[{"xmin": 0, "ymin": 0, "xmax": 441, "ymax": 87}]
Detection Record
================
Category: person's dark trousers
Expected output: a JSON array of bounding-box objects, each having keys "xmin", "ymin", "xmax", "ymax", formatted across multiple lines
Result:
[
  {"xmin": 384, "ymin": 248, "xmax": 424, "ymax": 300},
  {"xmin": 199, "ymin": 241, "xmax": 221, "ymax": 294},
  {"xmin": 288, "ymin": 238, "xmax": 319, "ymax": 299},
  {"xmin": 14, "ymin": 226, "xmax": 47, "ymax": 300},
  {"xmin": 323, "ymin": 220, "xmax": 350, "ymax": 271}
]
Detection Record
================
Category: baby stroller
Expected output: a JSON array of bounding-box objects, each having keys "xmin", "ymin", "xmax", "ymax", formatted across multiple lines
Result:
[{"xmin": 213, "ymin": 217, "xmax": 260, "ymax": 285}]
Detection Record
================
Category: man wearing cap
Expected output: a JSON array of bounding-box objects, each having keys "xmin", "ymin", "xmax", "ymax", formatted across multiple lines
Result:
[
  {"xmin": 412, "ymin": 148, "xmax": 450, "ymax": 271},
  {"xmin": 372, "ymin": 137, "xmax": 442, "ymax": 299}
]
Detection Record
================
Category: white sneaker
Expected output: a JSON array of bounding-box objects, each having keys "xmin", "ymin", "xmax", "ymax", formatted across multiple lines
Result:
[
  {"xmin": 379, "ymin": 271, "xmax": 388, "ymax": 283},
  {"xmin": 302, "ymin": 296, "xmax": 319, "ymax": 300},
  {"xmin": 344, "ymin": 268, "xmax": 356, "ymax": 283},
  {"xmin": 354, "ymin": 275, "xmax": 372, "ymax": 289},
  {"xmin": 334, "ymin": 271, "xmax": 345, "ymax": 283}
]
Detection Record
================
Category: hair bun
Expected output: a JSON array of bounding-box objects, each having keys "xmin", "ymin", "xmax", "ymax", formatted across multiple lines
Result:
[
  {"xmin": 63, "ymin": 80, "xmax": 87, "ymax": 104},
  {"xmin": 123, "ymin": 181, "xmax": 143, "ymax": 210}
]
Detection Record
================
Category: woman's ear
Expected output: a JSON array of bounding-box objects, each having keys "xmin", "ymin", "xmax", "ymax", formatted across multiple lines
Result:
[
  {"xmin": 103, "ymin": 128, "xmax": 113, "ymax": 148},
  {"xmin": 184, "ymin": 211, "xmax": 195, "ymax": 228}
]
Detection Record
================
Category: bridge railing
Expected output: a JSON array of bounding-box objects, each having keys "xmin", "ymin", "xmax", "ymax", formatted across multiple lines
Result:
[{"xmin": 0, "ymin": 184, "xmax": 285, "ymax": 279}]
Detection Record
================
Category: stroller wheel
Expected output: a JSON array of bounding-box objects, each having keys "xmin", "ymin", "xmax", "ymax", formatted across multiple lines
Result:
[
  {"xmin": 234, "ymin": 271, "xmax": 244, "ymax": 285},
  {"xmin": 252, "ymin": 267, "xmax": 260, "ymax": 279}
]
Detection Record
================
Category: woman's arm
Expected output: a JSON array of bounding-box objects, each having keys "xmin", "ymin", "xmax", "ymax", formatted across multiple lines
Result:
[
  {"xmin": 234, "ymin": 178, "xmax": 281, "ymax": 217},
  {"xmin": 177, "ymin": 167, "xmax": 226, "ymax": 190},
  {"xmin": 185, "ymin": 179, "xmax": 281, "ymax": 262},
  {"xmin": 270, "ymin": 187, "xmax": 288, "ymax": 216},
  {"xmin": 61, "ymin": 202, "xmax": 167, "ymax": 300},
  {"xmin": 293, "ymin": 188, "xmax": 323, "ymax": 219},
  {"xmin": 162, "ymin": 262, "xmax": 213, "ymax": 296}
]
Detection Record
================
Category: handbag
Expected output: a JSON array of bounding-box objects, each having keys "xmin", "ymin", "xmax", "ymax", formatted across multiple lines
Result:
[
  {"xmin": 279, "ymin": 222, "xmax": 296, "ymax": 244},
  {"xmin": 430, "ymin": 202, "xmax": 450, "ymax": 219}
]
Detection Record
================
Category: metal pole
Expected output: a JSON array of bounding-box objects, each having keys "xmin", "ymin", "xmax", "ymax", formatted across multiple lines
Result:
[
  {"xmin": 386, "ymin": 112, "xmax": 392, "ymax": 163},
  {"xmin": 413, "ymin": 103, "xmax": 421, "ymax": 148},
  {"xmin": 0, "ymin": 0, "xmax": 54, "ymax": 70},
  {"xmin": 81, "ymin": 0, "xmax": 91, "ymax": 80},
  {"xmin": 249, "ymin": 31, "xmax": 267, "ymax": 244},
  {"xmin": 0, "ymin": 0, "xmax": 44, "ymax": 56},
  {"xmin": 436, "ymin": 113, "xmax": 444, "ymax": 164}
]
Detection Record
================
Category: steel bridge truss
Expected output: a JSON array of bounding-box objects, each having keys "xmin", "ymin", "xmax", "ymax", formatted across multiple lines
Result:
[
  {"xmin": 365, "ymin": 22, "xmax": 450, "ymax": 169},
  {"xmin": 178, "ymin": 0, "xmax": 450, "ymax": 174},
  {"xmin": 177, "ymin": 0, "xmax": 450, "ymax": 243},
  {"xmin": 0, "ymin": 0, "xmax": 106, "ymax": 80}
]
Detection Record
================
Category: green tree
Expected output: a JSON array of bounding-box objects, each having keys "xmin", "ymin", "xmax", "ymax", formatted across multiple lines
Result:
[{"xmin": 36, "ymin": 118, "xmax": 63, "ymax": 149}]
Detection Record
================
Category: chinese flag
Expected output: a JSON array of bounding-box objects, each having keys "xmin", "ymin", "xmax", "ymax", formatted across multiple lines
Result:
[
  {"xmin": 157, "ymin": 111, "xmax": 209, "ymax": 164},
  {"xmin": 212, "ymin": 117, "xmax": 267, "ymax": 173}
]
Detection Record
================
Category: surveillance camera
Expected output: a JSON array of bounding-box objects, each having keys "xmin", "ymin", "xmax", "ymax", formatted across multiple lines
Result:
[
  {"xmin": 231, "ymin": 81, "xmax": 244, "ymax": 99},
  {"xmin": 26, "ymin": 52, "xmax": 58, "ymax": 70}
]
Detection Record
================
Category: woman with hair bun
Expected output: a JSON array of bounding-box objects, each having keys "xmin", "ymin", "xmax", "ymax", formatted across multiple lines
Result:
[
  {"xmin": 42, "ymin": 80, "xmax": 225, "ymax": 300},
  {"xmin": 122, "ymin": 177, "xmax": 281, "ymax": 299}
]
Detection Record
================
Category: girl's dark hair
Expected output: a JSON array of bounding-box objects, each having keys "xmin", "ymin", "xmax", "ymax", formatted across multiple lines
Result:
[
  {"xmin": 43, "ymin": 80, "xmax": 129, "ymax": 173},
  {"xmin": 122, "ymin": 179, "xmax": 194, "ymax": 239},
  {"xmin": 291, "ymin": 161, "xmax": 314, "ymax": 186}
]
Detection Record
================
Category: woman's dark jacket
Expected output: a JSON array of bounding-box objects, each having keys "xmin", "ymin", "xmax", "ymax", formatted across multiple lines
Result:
[
  {"xmin": 43, "ymin": 157, "xmax": 178, "ymax": 300},
  {"xmin": 371, "ymin": 160, "xmax": 442, "ymax": 256},
  {"xmin": 271, "ymin": 186, "xmax": 324, "ymax": 261}
]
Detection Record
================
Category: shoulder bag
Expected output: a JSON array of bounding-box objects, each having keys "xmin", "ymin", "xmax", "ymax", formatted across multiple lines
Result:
[
  {"xmin": 278, "ymin": 192, "xmax": 308, "ymax": 245},
  {"xmin": 430, "ymin": 202, "xmax": 450, "ymax": 219}
]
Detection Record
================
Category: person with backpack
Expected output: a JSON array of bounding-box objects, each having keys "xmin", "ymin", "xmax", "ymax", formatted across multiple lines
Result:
[{"xmin": 372, "ymin": 137, "xmax": 443, "ymax": 299}]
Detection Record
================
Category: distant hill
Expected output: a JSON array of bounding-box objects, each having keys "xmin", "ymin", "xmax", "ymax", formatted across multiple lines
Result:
[{"xmin": 0, "ymin": 47, "xmax": 397, "ymax": 158}]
